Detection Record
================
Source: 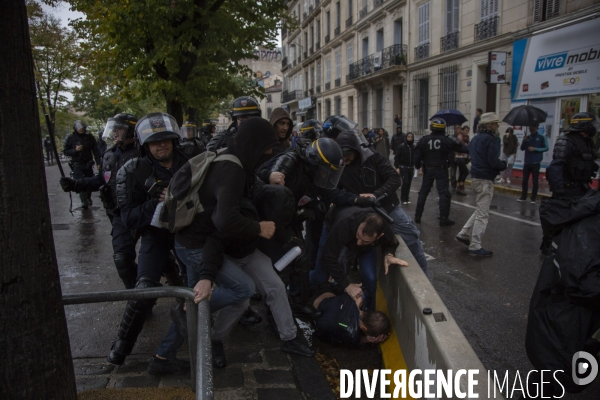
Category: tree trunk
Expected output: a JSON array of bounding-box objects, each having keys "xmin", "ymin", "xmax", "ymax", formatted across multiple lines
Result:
[
  {"xmin": 0, "ymin": 2, "xmax": 77, "ymax": 399},
  {"xmin": 166, "ymin": 97, "xmax": 184, "ymax": 126},
  {"xmin": 185, "ymin": 106, "xmax": 198, "ymax": 124}
]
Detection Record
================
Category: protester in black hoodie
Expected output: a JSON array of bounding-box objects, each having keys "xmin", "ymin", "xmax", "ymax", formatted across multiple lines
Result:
[
  {"xmin": 394, "ymin": 132, "xmax": 416, "ymax": 204},
  {"xmin": 174, "ymin": 117, "xmax": 282, "ymax": 368}
]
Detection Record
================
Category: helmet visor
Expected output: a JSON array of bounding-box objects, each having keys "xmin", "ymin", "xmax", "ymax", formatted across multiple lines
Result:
[
  {"xmin": 181, "ymin": 124, "xmax": 197, "ymax": 139},
  {"xmin": 136, "ymin": 113, "xmax": 181, "ymax": 145},
  {"xmin": 313, "ymin": 159, "xmax": 345, "ymax": 189},
  {"xmin": 74, "ymin": 121, "xmax": 87, "ymax": 133},
  {"xmin": 103, "ymin": 118, "xmax": 132, "ymax": 144},
  {"xmin": 333, "ymin": 116, "xmax": 358, "ymax": 132}
]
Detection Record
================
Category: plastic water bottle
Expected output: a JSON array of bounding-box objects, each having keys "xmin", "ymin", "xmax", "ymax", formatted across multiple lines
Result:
[{"xmin": 274, "ymin": 246, "xmax": 302, "ymax": 271}]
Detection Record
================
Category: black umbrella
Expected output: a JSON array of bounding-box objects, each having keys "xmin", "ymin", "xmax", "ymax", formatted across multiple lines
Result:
[
  {"xmin": 502, "ymin": 105, "xmax": 547, "ymax": 126},
  {"xmin": 430, "ymin": 109, "xmax": 467, "ymax": 126}
]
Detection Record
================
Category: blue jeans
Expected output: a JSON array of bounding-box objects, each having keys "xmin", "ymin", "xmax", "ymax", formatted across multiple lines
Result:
[
  {"xmin": 156, "ymin": 323, "xmax": 186, "ymax": 359},
  {"xmin": 174, "ymin": 242, "xmax": 255, "ymax": 313},
  {"xmin": 310, "ymin": 226, "xmax": 378, "ymax": 311},
  {"xmin": 388, "ymin": 205, "xmax": 428, "ymax": 275}
]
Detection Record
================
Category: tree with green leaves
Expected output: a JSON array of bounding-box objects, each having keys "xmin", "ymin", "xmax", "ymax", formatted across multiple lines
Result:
[
  {"xmin": 27, "ymin": 1, "xmax": 81, "ymax": 139},
  {"xmin": 68, "ymin": 0, "xmax": 288, "ymax": 125}
]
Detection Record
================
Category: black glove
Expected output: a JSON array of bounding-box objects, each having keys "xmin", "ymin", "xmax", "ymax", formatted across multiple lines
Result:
[
  {"xmin": 354, "ymin": 196, "xmax": 377, "ymax": 208},
  {"xmin": 59, "ymin": 177, "xmax": 77, "ymax": 192}
]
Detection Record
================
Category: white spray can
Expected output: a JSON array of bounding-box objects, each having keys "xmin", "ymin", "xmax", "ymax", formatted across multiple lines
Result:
[{"xmin": 274, "ymin": 246, "xmax": 302, "ymax": 271}]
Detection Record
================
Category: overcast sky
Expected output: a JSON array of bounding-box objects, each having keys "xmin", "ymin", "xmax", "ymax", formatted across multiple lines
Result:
[{"xmin": 41, "ymin": 1, "xmax": 85, "ymax": 27}]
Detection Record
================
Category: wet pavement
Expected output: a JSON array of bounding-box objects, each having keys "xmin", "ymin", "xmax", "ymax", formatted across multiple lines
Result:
[
  {"xmin": 408, "ymin": 176, "xmax": 600, "ymax": 399},
  {"xmin": 46, "ymin": 163, "xmax": 382, "ymax": 399}
]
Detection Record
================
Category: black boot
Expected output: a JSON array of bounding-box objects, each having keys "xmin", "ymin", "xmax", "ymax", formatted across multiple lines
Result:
[
  {"xmin": 113, "ymin": 253, "xmax": 137, "ymax": 289},
  {"xmin": 439, "ymin": 218, "xmax": 455, "ymax": 226},
  {"xmin": 238, "ymin": 306, "xmax": 262, "ymax": 326},
  {"xmin": 281, "ymin": 335, "xmax": 315, "ymax": 357}
]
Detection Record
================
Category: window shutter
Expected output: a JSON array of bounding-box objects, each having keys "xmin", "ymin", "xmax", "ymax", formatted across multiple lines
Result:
[
  {"xmin": 533, "ymin": 0, "xmax": 542, "ymax": 22},
  {"xmin": 547, "ymin": 0, "xmax": 560, "ymax": 19},
  {"xmin": 453, "ymin": 0, "xmax": 459, "ymax": 33},
  {"xmin": 425, "ymin": 3, "xmax": 430, "ymax": 42},
  {"xmin": 446, "ymin": 0, "xmax": 453, "ymax": 34}
]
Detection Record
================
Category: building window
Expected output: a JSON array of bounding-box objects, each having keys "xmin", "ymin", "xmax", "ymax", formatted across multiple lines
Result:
[
  {"xmin": 335, "ymin": 50, "xmax": 342, "ymax": 79},
  {"xmin": 326, "ymin": 58, "xmax": 331, "ymax": 83},
  {"xmin": 317, "ymin": 62, "xmax": 322, "ymax": 91},
  {"xmin": 311, "ymin": 67, "xmax": 315, "ymax": 89},
  {"xmin": 375, "ymin": 88, "xmax": 384, "ymax": 128},
  {"xmin": 325, "ymin": 99, "xmax": 332, "ymax": 117},
  {"xmin": 438, "ymin": 64, "xmax": 459, "ymax": 110},
  {"xmin": 360, "ymin": 92, "xmax": 369, "ymax": 128},
  {"xmin": 416, "ymin": 3, "xmax": 430, "ymax": 61},
  {"xmin": 475, "ymin": 0, "xmax": 499, "ymax": 41},
  {"xmin": 326, "ymin": 11, "xmax": 331, "ymax": 36},
  {"xmin": 413, "ymin": 72, "xmax": 430, "ymax": 133},
  {"xmin": 267, "ymin": 107, "xmax": 273, "ymax": 119},
  {"xmin": 335, "ymin": 97, "xmax": 341, "ymax": 115},
  {"xmin": 442, "ymin": 0, "xmax": 460, "ymax": 51},
  {"xmin": 347, "ymin": 45, "xmax": 354, "ymax": 66},
  {"xmin": 533, "ymin": 0, "xmax": 560, "ymax": 22}
]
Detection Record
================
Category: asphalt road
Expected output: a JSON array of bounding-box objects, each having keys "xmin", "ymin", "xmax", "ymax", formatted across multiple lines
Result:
[{"xmin": 407, "ymin": 177, "xmax": 600, "ymax": 399}]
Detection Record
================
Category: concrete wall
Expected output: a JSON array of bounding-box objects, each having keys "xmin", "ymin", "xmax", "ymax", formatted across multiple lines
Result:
[{"xmin": 377, "ymin": 235, "xmax": 504, "ymax": 398}]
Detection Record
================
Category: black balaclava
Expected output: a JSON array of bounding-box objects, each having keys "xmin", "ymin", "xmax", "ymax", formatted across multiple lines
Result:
[{"xmin": 227, "ymin": 117, "xmax": 279, "ymax": 173}]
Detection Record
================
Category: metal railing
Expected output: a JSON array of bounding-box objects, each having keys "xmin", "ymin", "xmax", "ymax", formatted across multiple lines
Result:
[
  {"xmin": 310, "ymin": 46, "xmax": 314, "ymax": 54},
  {"xmin": 304, "ymin": 51, "xmax": 307, "ymax": 59},
  {"xmin": 63, "ymin": 287, "xmax": 212, "ymax": 400},
  {"xmin": 282, "ymin": 56, "xmax": 288, "ymax": 69},
  {"xmin": 335, "ymin": 77, "xmax": 341, "ymax": 87},
  {"xmin": 316, "ymin": 41, "xmax": 321, "ymax": 50},
  {"xmin": 282, "ymin": 90, "xmax": 303, "ymax": 102},
  {"xmin": 346, "ymin": 16, "xmax": 353, "ymax": 27},
  {"xmin": 309, "ymin": 4, "xmax": 314, "ymax": 12},
  {"xmin": 325, "ymin": 34, "xmax": 330, "ymax": 43},
  {"xmin": 359, "ymin": 5, "xmax": 368, "ymax": 19},
  {"xmin": 441, "ymin": 31, "xmax": 459, "ymax": 52},
  {"xmin": 374, "ymin": 0, "xmax": 384, "ymax": 9},
  {"xmin": 414, "ymin": 42, "xmax": 430, "ymax": 61},
  {"xmin": 325, "ymin": 81, "xmax": 331, "ymax": 90},
  {"xmin": 475, "ymin": 15, "xmax": 499, "ymax": 42},
  {"xmin": 348, "ymin": 44, "xmax": 408, "ymax": 81},
  {"xmin": 316, "ymin": 84, "xmax": 321, "ymax": 93},
  {"xmin": 334, "ymin": 26, "xmax": 340, "ymax": 36}
]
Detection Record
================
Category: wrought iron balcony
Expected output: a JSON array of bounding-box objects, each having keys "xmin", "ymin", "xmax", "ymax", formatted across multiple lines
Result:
[
  {"xmin": 414, "ymin": 42, "xmax": 430, "ymax": 61},
  {"xmin": 304, "ymin": 90, "xmax": 308, "ymax": 97},
  {"xmin": 346, "ymin": 16, "xmax": 353, "ymax": 27},
  {"xmin": 293, "ymin": 59, "xmax": 297, "ymax": 67},
  {"xmin": 359, "ymin": 6, "xmax": 368, "ymax": 19},
  {"xmin": 325, "ymin": 34, "xmax": 330, "ymax": 44},
  {"xmin": 282, "ymin": 56, "xmax": 288, "ymax": 69},
  {"xmin": 316, "ymin": 41, "xmax": 321, "ymax": 50},
  {"xmin": 309, "ymin": 5, "xmax": 314, "ymax": 12},
  {"xmin": 304, "ymin": 51, "xmax": 307, "ymax": 59},
  {"xmin": 334, "ymin": 26, "xmax": 340, "ymax": 36},
  {"xmin": 475, "ymin": 16, "xmax": 499, "ymax": 42},
  {"xmin": 335, "ymin": 78, "xmax": 341, "ymax": 87},
  {"xmin": 316, "ymin": 85, "xmax": 321, "ymax": 93},
  {"xmin": 441, "ymin": 31, "xmax": 459, "ymax": 52},
  {"xmin": 282, "ymin": 90, "xmax": 303, "ymax": 103},
  {"xmin": 348, "ymin": 44, "xmax": 408, "ymax": 81},
  {"xmin": 310, "ymin": 46, "xmax": 314, "ymax": 54},
  {"xmin": 309, "ymin": 88, "xmax": 314, "ymax": 95},
  {"xmin": 297, "ymin": 56, "xmax": 302, "ymax": 63},
  {"xmin": 316, "ymin": 0, "xmax": 320, "ymax": 6},
  {"xmin": 325, "ymin": 82, "xmax": 331, "ymax": 90},
  {"xmin": 303, "ymin": 11, "xmax": 307, "ymax": 21},
  {"xmin": 374, "ymin": 0, "xmax": 384, "ymax": 9}
]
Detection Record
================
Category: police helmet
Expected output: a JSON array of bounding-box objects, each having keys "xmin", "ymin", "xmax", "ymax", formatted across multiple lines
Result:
[
  {"xmin": 181, "ymin": 120, "xmax": 198, "ymax": 139},
  {"xmin": 569, "ymin": 112, "xmax": 598, "ymax": 137},
  {"xmin": 430, "ymin": 117, "xmax": 447, "ymax": 133},
  {"xmin": 103, "ymin": 113, "xmax": 138, "ymax": 144},
  {"xmin": 322, "ymin": 115, "xmax": 358, "ymax": 140},
  {"xmin": 303, "ymin": 138, "xmax": 345, "ymax": 189},
  {"xmin": 230, "ymin": 96, "xmax": 261, "ymax": 120},
  {"xmin": 135, "ymin": 112, "xmax": 181, "ymax": 146},
  {"xmin": 300, "ymin": 119, "xmax": 323, "ymax": 140},
  {"xmin": 73, "ymin": 120, "xmax": 87, "ymax": 134}
]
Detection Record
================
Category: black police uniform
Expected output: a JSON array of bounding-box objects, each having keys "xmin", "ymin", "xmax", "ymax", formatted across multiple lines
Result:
[
  {"xmin": 206, "ymin": 123, "xmax": 236, "ymax": 151},
  {"xmin": 180, "ymin": 137, "xmax": 206, "ymax": 157},
  {"xmin": 43, "ymin": 137, "xmax": 54, "ymax": 163},
  {"xmin": 414, "ymin": 132, "xmax": 468, "ymax": 223},
  {"xmin": 63, "ymin": 130, "xmax": 101, "ymax": 207},
  {"xmin": 73, "ymin": 143, "xmax": 141, "ymax": 288},
  {"xmin": 108, "ymin": 148, "xmax": 188, "ymax": 364}
]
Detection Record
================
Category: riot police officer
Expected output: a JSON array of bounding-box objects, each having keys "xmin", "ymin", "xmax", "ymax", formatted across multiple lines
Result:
[
  {"xmin": 180, "ymin": 120, "xmax": 206, "ymax": 157},
  {"xmin": 63, "ymin": 120, "xmax": 101, "ymax": 209},
  {"xmin": 322, "ymin": 115, "xmax": 360, "ymax": 140},
  {"xmin": 206, "ymin": 96, "xmax": 261, "ymax": 151},
  {"xmin": 60, "ymin": 114, "xmax": 141, "ymax": 289},
  {"xmin": 108, "ymin": 112, "xmax": 190, "ymax": 374},
  {"xmin": 199, "ymin": 119, "xmax": 215, "ymax": 146},
  {"xmin": 414, "ymin": 118, "xmax": 469, "ymax": 226},
  {"xmin": 299, "ymin": 119, "xmax": 323, "ymax": 141},
  {"xmin": 541, "ymin": 112, "xmax": 599, "ymax": 254}
]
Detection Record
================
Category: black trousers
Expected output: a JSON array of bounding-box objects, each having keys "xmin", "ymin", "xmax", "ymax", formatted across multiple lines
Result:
[
  {"xmin": 415, "ymin": 167, "xmax": 451, "ymax": 219},
  {"xmin": 399, "ymin": 167, "xmax": 414, "ymax": 202},
  {"xmin": 521, "ymin": 163, "xmax": 541, "ymax": 201},
  {"xmin": 456, "ymin": 158, "xmax": 470, "ymax": 183},
  {"xmin": 71, "ymin": 162, "xmax": 94, "ymax": 204},
  {"xmin": 449, "ymin": 162, "xmax": 457, "ymax": 188}
]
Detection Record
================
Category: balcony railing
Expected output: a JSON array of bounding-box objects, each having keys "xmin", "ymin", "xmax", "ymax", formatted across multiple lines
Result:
[
  {"xmin": 316, "ymin": 41, "xmax": 321, "ymax": 50},
  {"xmin": 282, "ymin": 90, "xmax": 303, "ymax": 103},
  {"xmin": 335, "ymin": 78, "xmax": 341, "ymax": 87},
  {"xmin": 441, "ymin": 31, "xmax": 459, "ymax": 52},
  {"xmin": 303, "ymin": 11, "xmax": 307, "ymax": 19},
  {"xmin": 304, "ymin": 90, "xmax": 308, "ymax": 97},
  {"xmin": 348, "ymin": 44, "xmax": 408, "ymax": 81},
  {"xmin": 414, "ymin": 42, "xmax": 430, "ymax": 61},
  {"xmin": 374, "ymin": 0, "xmax": 384, "ymax": 9},
  {"xmin": 334, "ymin": 26, "xmax": 340, "ymax": 36},
  {"xmin": 304, "ymin": 51, "xmax": 307, "ymax": 59},
  {"xmin": 282, "ymin": 56, "xmax": 288, "ymax": 69},
  {"xmin": 309, "ymin": 46, "xmax": 314, "ymax": 55},
  {"xmin": 325, "ymin": 34, "xmax": 330, "ymax": 43},
  {"xmin": 293, "ymin": 59, "xmax": 297, "ymax": 67},
  {"xmin": 309, "ymin": 88, "xmax": 314, "ymax": 95},
  {"xmin": 325, "ymin": 82, "xmax": 331, "ymax": 90},
  {"xmin": 475, "ymin": 15, "xmax": 499, "ymax": 42},
  {"xmin": 316, "ymin": 85, "xmax": 321, "ymax": 93},
  {"xmin": 309, "ymin": 5, "xmax": 314, "ymax": 12},
  {"xmin": 359, "ymin": 5, "xmax": 368, "ymax": 19},
  {"xmin": 346, "ymin": 16, "xmax": 353, "ymax": 27}
]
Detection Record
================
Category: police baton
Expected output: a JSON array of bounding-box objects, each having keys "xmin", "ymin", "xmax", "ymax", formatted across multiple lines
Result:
[
  {"xmin": 44, "ymin": 114, "xmax": 66, "ymax": 178},
  {"xmin": 373, "ymin": 194, "xmax": 394, "ymax": 224}
]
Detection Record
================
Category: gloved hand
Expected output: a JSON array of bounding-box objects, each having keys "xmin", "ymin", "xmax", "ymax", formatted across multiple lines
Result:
[
  {"xmin": 59, "ymin": 177, "xmax": 77, "ymax": 192},
  {"xmin": 354, "ymin": 196, "xmax": 377, "ymax": 207}
]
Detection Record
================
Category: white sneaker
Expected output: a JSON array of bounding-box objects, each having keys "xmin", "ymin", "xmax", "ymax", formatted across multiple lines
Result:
[
  {"xmin": 408, "ymin": 201, "xmax": 411, "ymax": 204},
  {"xmin": 402, "ymin": 202, "xmax": 408, "ymax": 205},
  {"xmin": 499, "ymin": 178, "xmax": 505, "ymax": 183},
  {"xmin": 506, "ymin": 178, "xmax": 511, "ymax": 184}
]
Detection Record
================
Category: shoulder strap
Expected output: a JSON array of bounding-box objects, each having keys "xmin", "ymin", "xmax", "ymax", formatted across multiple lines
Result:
[{"xmin": 213, "ymin": 153, "xmax": 242, "ymax": 168}]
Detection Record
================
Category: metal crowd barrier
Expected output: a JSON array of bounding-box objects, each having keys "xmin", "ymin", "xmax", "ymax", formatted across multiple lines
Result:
[{"xmin": 63, "ymin": 287, "xmax": 213, "ymax": 400}]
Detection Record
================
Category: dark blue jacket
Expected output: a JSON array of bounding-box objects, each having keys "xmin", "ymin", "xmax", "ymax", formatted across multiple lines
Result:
[
  {"xmin": 520, "ymin": 132, "xmax": 548, "ymax": 164},
  {"xmin": 469, "ymin": 130, "xmax": 507, "ymax": 180}
]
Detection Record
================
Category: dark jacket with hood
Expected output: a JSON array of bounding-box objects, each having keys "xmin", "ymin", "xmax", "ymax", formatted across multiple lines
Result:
[
  {"xmin": 336, "ymin": 131, "xmax": 401, "ymax": 212},
  {"xmin": 394, "ymin": 134, "xmax": 415, "ymax": 169},
  {"xmin": 390, "ymin": 131, "xmax": 404, "ymax": 154},
  {"xmin": 269, "ymin": 107, "xmax": 293, "ymax": 154},
  {"xmin": 175, "ymin": 117, "xmax": 279, "ymax": 281},
  {"xmin": 63, "ymin": 130, "xmax": 101, "ymax": 166},
  {"xmin": 469, "ymin": 129, "xmax": 507, "ymax": 180}
]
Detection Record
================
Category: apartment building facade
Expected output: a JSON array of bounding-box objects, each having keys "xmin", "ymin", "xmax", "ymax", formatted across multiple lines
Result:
[{"xmin": 281, "ymin": 0, "xmax": 600, "ymax": 161}]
